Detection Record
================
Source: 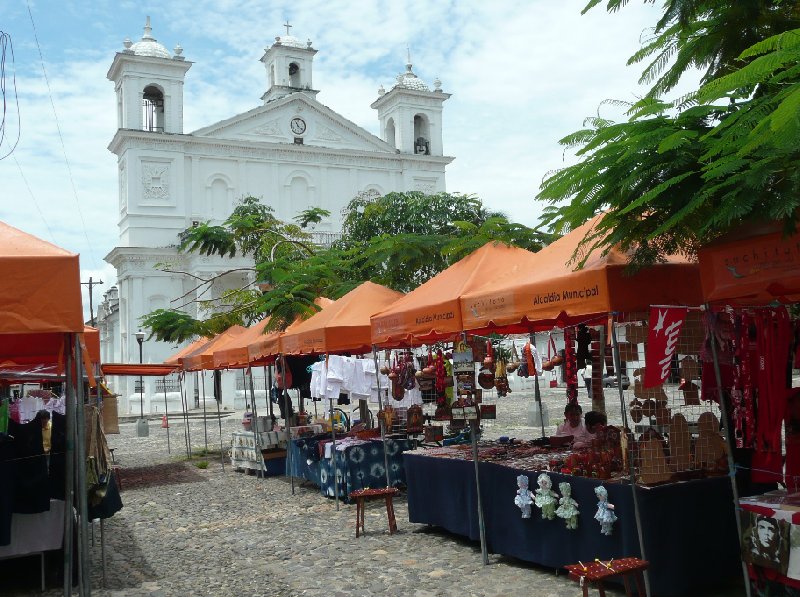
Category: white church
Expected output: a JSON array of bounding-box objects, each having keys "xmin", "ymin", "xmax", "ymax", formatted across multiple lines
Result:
[{"xmin": 97, "ymin": 19, "xmax": 453, "ymax": 413}]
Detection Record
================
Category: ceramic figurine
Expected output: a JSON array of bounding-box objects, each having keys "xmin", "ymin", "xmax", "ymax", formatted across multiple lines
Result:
[
  {"xmin": 555, "ymin": 481, "xmax": 579, "ymax": 530},
  {"xmin": 594, "ymin": 485, "xmax": 617, "ymax": 536},
  {"xmin": 534, "ymin": 473, "xmax": 558, "ymax": 520},
  {"xmin": 514, "ymin": 475, "xmax": 534, "ymax": 518}
]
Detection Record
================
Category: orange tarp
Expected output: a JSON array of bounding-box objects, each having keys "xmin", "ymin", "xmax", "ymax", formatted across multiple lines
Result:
[
  {"xmin": 164, "ymin": 337, "xmax": 207, "ymax": 367},
  {"xmin": 460, "ymin": 216, "xmax": 704, "ymax": 332},
  {"xmin": 212, "ymin": 317, "xmax": 272, "ymax": 369},
  {"xmin": 0, "ymin": 221, "xmax": 83, "ymax": 334},
  {"xmin": 370, "ymin": 242, "xmax": 541, "ymax": 346},
  {"xmin": 182, "ymin": 325, "xmax": 247, "ymax": 371},
  {"xmin": 247, "ymin": 297, "xmax": 334, "ymax": 362},
  {"xmin": 101, "ymin": 363, "xmax": 179, "ymax": 376},
  {"xmin": 83, "ymin": 326, "xmax": 100, "ymax": 363},
  {"xmin": 280, "ymin": 282, "xmax": 403, "ymax": 355},
  {"xmin": 699, "ymin": 223, "xmax": 800, "ymax": 305}
]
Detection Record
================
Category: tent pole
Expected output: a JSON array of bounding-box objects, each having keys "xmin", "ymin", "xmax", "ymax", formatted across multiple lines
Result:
[
  {"xmin": 329, "ymin": 389, "xmax": 340, "ymax": 510},
  {"xmin": 178, "ymin": 373, "xmax": 191, "ymax": 459},
  {"xmin": 215, "ymin": 370, "xmax": 225, "ymax": 472},
  {"xmin": 706, "ymin": 305, "xmax": 752, "ymax": 597},
  {"xmin": 265, "ymin": 365, "xmax": 274, "ymax": 419},
  {"xmin": 74, "ymin": 336, "xmax": 91, "ymax": 597},
  {"xmin": 247, "ymin": 366, "xmax": 261, "ymax": 478},
  {"xmin": 63, "ymin": 334, "xmax": 75, "ymax": 595},
  {"xmin": 531, "ymin": 334, "xmax": 546, "ymax": 438},
  {"xmin": 201, "ymin": 372, "xmax": 208, "ymax": 452},
  {"xmin": 162, "ymin": 376, "xmax": 170, "ymax": 454},
  {"xmin": 281, "ymin": 354, "xmax": 295, "ymax": 495},
  {"xmin": 533, "ymin": 373, "xmax": 545, "ymax": 439},
  {"xmin": 372, "ymin": 345, "xmax": 391, "ymax": 488},
  {"xmin": 462, "ymin": 333, "xmax": 488, "ymax": 566},
  {"xmin": 611, "ymin": 315, "xmax": 650, "ymax": 597}
]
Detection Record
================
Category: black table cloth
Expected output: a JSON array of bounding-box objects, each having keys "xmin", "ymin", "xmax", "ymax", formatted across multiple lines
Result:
[{"xmin": 404, "ymin": 453, "xmax": 740, "ymax": 596}]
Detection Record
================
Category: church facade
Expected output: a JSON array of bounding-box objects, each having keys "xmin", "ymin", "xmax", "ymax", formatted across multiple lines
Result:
[{"xmin": 97, "ymin": 19, "xmax": 453, "ymax": 412}]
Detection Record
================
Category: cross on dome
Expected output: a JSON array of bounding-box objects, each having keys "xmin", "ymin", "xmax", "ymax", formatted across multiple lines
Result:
[{"xmin": 284, "ymin": 21, "xmax": 292, "ymax": 35}]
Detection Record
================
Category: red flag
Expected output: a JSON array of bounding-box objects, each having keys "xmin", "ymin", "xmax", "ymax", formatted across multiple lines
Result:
[{"xmin": 643, "ymin": 307, "xmax": 688, "ymax": 388}]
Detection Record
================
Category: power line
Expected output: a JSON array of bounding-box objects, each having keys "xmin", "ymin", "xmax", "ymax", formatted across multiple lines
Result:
[
  {"xmin": 25, "ymin": 1, "xmax": 99, "ymax": 269},
  {"xmin": 13, "ymin": 156, "xmax": 57, "ymax": 244},
  {"xmin": 0, "ymin": 29, "xmax": 21, "ymax": 160}
]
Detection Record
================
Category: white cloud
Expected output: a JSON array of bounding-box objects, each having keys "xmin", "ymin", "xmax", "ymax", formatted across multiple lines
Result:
[{"xmin": 2, "ymin": 0, "xmax": 694, "ymax": 305}]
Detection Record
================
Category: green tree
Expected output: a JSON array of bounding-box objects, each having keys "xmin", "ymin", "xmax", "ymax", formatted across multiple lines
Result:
[
  {"xmin": 143, "ymin": 191, "xmax": 547, "ymax": 341},
  {"xmin": 539, "ymin": 1, "xmax": 800, "ymax": 267}
]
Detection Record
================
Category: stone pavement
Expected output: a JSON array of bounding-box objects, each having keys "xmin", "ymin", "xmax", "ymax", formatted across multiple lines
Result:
[{"xmin": 22, "ymin": 384, "xmax": 737, "ymax": 596}]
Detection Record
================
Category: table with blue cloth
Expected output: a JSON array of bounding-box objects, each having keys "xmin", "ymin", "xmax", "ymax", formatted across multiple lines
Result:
[
  {"xmin": 288, "ymin": 436, "xmax": 413, "ymax": 501},
  {"xmin": 403, "ymin": 452, "xmax": 741, "ymax": 597}
]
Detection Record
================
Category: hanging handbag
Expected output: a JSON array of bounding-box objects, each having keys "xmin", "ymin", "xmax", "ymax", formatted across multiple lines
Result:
[{"xmin": 542, "ymin": 336, "xmax": 562, "ymax": 371}]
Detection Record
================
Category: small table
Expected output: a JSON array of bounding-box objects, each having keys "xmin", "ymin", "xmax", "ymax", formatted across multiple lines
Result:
[
  {"xmin": 349, "ymin": 487, "xmax": 399, "ymax": 538},
  {"xmin": 565, "ymin": 557, "xmax": 649, "ymax": 597}
]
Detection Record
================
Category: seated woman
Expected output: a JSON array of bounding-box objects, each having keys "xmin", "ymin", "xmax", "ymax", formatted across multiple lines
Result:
[
  {"xmin": 556, "ymin": 402, "xmax": 592, "ymax": 446},
  {"xmin": 574, "ymin": 410, "xmax": 608, "ymax": 449}
]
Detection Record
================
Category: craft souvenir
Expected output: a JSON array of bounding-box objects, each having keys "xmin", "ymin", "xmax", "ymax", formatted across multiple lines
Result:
[
  {"xmin": 514, "ymin": 474, "xmax": 534, "ymax": 518},
  {"xmin": 555, "ymin": 481, "xmax": 579, "ymax": 529},
  {"xmin": 594, "ymin": 485, "xmax": 617, "ymax": 536},
  {"xmin": 534, "ymin": 473, "xmax": 558, "ymax": 520},
  {"xmin": 507, "ymin": 342, "xmax": 520, "ymax": 372},
  {"xmin": 478, "ymin": 368, "xmax": 495, "ymax": 390},
  {"xmin": 483, "ymin": 341, "xmax": 495, "ymax": 369}
]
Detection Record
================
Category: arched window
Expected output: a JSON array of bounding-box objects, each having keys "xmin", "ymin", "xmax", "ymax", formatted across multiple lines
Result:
[
  {"xmin": 386, "ymin": 118, "xmax": 396, "ymax": 149},
  {"xmin": 414, "ymin": 114, "xmax": 430, "ymax": 155},
  {"xmin": 289, "ymin": 62, "xmax": 301, "ymax": 88},
  {"xmin": 142, "ymin": 85, "xmax": 165, "ymax": 132}
]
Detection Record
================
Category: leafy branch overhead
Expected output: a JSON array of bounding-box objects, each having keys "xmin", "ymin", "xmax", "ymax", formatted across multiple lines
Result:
[
  {"xmin": 540, "ymin": 1, "xmax": 800, "ymax": 267},
  {"xmin": 143, "ymin": 191, "xmax": 548, "ymax": 342}
]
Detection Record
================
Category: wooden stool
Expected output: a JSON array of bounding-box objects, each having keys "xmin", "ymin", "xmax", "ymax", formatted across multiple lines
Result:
[
  {"xmin": 349, "ymin": 487, "xmax": 399, "ymax": 538},
  {"xmin": 565, "ymin": 557, "xmax": 649, "ymax": 597}
]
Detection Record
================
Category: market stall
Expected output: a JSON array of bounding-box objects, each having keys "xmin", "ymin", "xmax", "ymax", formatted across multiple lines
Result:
[
  {"xmin": 377, "ymin": 218, "xmax": 744, "ymax": 595},
  {"xmin": 0, "ymin": 220, "xmax": 94, "ymax": 594},
  {"xmin": 698, "ymin": 225, "xmax": 800, "ymax": 596},
  {"xmin": 279, "ymin": 282, "xmax": 408, "ymax": 502}
]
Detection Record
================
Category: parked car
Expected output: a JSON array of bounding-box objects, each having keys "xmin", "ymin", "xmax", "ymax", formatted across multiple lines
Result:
[{"xmin": 602, "ymin": 373, "xmax": 630, "ymax": 390}]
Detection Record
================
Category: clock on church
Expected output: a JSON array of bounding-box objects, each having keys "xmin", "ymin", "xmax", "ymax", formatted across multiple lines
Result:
[{"xmin": 290, "ymin": 117, "xmax": 306, "ymax": 135}]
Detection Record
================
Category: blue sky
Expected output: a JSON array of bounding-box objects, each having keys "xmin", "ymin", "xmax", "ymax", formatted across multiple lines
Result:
[{"xmin": 0, "ymin": 0, "xmax": 686, "ymax": 319}]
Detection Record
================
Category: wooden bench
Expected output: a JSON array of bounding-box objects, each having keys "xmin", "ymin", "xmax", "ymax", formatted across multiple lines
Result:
[
  {"xmin": 348, "ymin": 487, "xmax": 399, "ymax": 538},
  {"xmin": 565, "ymin": 557, "xmax": 649, "ymax": 597}
]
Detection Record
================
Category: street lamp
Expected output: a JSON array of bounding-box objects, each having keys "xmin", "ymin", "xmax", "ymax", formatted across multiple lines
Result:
[{"xmin": 135, "ymin": 330, "xmax": 149, "ymax": 437}]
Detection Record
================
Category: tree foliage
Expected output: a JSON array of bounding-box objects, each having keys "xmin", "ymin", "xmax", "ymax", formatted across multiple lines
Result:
[
  {"xmin": 538, "ymin": 1, "xmax": 800, "ymax": 267},
  {"xmin": 143, "ymin": 191, "xmax": 548, "ymax": 341}
]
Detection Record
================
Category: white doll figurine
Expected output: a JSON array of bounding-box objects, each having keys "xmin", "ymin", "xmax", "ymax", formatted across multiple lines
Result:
[
  {"xmin": 534, "ymin": 473, "xmax": 558, "ymax": 520},
  {"xmin": 514, "ymin": 475, "xmax": 534, "ymax": 518},
  {"xmin": 594, "ymin": 485, "xmax": 617, "ymax": 536},
  {"xmin": 555, "ymin": 481, "xmax": 579, "ymax": 530}
]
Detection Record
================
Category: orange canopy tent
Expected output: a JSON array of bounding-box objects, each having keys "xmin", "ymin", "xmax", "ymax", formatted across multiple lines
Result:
[
  {"xmin": 247, "ymin": 297, "xmax": 334, "ymax": 363},
  {"xmin": 0, "ymin": 221, "xmax": 88, "ymax": 377},
  {"xmin": 699, "ymin": 221, "xmax": 800, "ymax": 305},
  {"xmin": 370, "ymin": 242, "xmax": 541, "ymax": 347},
  {"xmin": 280, "ymin": 282, "xmax": 403, "ymax": 355},
  {"xmin": 0, "ymin": 221, "xmax": 83, "ymax": 335},
  {"xmin": 459, "ymin": 216, "xmax": 704, "ymax": 332},
  {"xmin": 163, "ymin": 337, "xmax": 208, "ymax": 367},
  {"xmin": 212, "ymin": 317, "xmax": 272, "ymax": 369},
  {"xmin": 101, "ymin": 363, "xmax": 179, "ymax": 377},
  {"xmin": 181, "ymin": 325, "xmax": 248, "ymax": 371}
]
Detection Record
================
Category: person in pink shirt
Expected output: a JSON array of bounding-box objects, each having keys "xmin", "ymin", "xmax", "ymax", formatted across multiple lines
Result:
[{"xmin": 555, "ymin": 402, "xmax": 592, "ymax": 447}]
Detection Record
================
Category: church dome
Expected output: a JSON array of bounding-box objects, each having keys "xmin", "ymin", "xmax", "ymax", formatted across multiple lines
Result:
[
  {"xmin": 394, "ymin": 63, "xmax": 429, "ymax": 92},
  {"xmin": 274, "ymin": 35, "xmax": 307, "ymax": 49},
  {"xmin": 127, "ymin": 17, "xmax": 171, "ymax": 59}
]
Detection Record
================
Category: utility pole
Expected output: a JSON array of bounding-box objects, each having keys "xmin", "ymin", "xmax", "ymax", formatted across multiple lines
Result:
[{"xmin": 81, "ymin": 277, "xmax": 103, "ymax": 326}]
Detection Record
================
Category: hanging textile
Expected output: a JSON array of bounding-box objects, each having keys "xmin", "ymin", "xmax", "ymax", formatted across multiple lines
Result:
[{"xmin": 752, "ymin": 307, "xmax": 791, "ymax": 484}]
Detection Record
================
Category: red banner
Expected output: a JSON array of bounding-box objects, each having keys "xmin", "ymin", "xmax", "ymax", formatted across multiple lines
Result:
[{"xmin": 643, "ymin": 306, "xmax": 688, "ymax": 388}]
